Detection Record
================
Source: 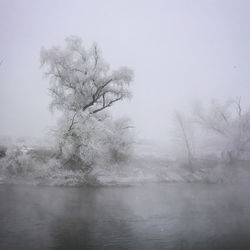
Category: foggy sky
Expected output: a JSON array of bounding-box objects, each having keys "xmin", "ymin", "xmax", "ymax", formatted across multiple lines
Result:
[{"xmin": 1, "ymin": 0, "xmax": 250, "ymax": 142}]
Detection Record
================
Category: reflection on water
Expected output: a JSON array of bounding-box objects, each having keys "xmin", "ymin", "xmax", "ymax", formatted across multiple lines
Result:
[{"xmin": 0, "ymin": 183, "xmax": 250, "ymax": 249}]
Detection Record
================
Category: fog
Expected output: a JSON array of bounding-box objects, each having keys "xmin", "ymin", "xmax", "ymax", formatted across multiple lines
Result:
[
  {"xmin": 1, "ymin": 2, "xmax": 250, "ymax": 249},
  {"xmin": 1, "ymin": 0, "xmax": 250, "ymax": 142}
]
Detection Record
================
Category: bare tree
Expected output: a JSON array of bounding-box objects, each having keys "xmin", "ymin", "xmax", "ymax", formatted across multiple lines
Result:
[
  {"xmin": 192, "ymin": 98, "xmax": 250, "ymax": 163},
  {"xmin": 174, "ymin": 111, "xmax": 194, "ymax": 166}
]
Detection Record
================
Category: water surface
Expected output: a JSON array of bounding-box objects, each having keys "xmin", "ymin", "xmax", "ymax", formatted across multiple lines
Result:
[{"xmin": 0, "ymin": 183, "xmax": 250, "ymax": 249}]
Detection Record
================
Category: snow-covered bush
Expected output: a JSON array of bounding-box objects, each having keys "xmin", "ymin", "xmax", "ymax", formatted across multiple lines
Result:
[
  {"xmin": 52, "ymin": 112, "xmax": 134, "ymax": 170},
  {"xmin": 102, "ymin": 117, "xmax": 134, "ymax": 164},
  {"xmin": 0, "ymin": 145, "xmax": 36, "ymax": 176}
]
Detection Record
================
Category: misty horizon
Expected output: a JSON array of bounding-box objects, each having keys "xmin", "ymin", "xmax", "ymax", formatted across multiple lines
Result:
[
  {"xmin": 1, "ymin": 0, "xmax": 250, "ymax": 143},
  {"xmin": 1, "ymin": 1, "xmax": 250, "ymax": 250}
]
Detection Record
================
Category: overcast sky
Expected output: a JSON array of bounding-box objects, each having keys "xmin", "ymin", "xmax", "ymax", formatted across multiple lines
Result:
[{"xmin": 1, "ymin": 0, "xmax": 250, "ymax": 142}]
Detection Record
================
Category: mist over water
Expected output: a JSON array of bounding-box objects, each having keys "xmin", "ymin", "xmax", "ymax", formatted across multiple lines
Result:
[{"xmin": 1, "ymin": 183, "xmax": 250, "ymax": 250}]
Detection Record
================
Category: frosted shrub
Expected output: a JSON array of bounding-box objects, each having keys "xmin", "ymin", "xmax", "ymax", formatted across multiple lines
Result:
[
  {"xmin": 103, "ymin": 118, "xmax": 134, "ymax": 164},
  {"xmin": 52, "ymin": 113, "xmax": 134, "ymax": 171},
  {"xmin": 0, "ymin": 145, "xmax": 36, "ymax": 176}
]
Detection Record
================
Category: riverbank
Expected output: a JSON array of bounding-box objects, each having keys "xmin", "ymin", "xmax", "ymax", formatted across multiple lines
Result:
[{"xmin": 0, "ymin": 138, "xmax": 249, "ymax": 187}]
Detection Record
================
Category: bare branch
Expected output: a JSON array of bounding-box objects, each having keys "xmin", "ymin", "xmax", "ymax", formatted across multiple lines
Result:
[
  {"xmin": 93, "ymin": 44, "xmax": 99, "ymax": 69},
  {"xmin": 174, "ymin": 111, "xmax": 193, "ymax": 165},
  {"xmin": 234, "ymin": 97, "xmax": 242, "ymax": 118},
  {"xmin": 67, "ymin": 112, "xmax": 78, "ymax": 133},
  {"xmin": 92, "ymin": 96, "xmax": 123, "ymax": 114}
]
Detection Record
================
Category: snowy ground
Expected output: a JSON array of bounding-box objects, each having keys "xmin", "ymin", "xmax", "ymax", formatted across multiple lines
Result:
[{"xmin": 0, "ymin": 137, "xmax": 249, "ymax": 186}]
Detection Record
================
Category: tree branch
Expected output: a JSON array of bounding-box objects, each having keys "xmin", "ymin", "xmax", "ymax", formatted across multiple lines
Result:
[
  {"xmin": 80, "ymin": 79, "xmax": 113, "ymax": 112},
  {"xmin": 92, "ymin": 96, "xmax": 123, "ymax": 114},
  {"xmin": 234, "ymin": 97, "xmax": 242, "ymax": 118},
  {"xmin": 67, "ymin": 112, "xmax": 78, "ymax": 133}
]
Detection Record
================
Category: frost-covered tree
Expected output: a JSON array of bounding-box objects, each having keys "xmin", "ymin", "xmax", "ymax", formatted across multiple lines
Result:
[
  {"xmin": 41, "ymin": 37, "xmax": 134, "ymax": 170},
  {"xmin": 41, "ymin": 36, "xmax": 133, "ymax": 115},
  {"xmin": 192, "ymin": 98, "xmax": 250, "ymax": 162},
  {"xmin": 172, "ymin": 97, "xmax": 250, "ymax": 167}
]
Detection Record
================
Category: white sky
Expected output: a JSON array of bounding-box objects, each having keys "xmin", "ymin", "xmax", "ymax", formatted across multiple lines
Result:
[{"xmin": 1, "ymin": 0, "xmax": 250, "ymax": 142}]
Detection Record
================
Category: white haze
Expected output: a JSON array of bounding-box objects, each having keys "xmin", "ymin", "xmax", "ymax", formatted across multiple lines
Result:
[{"xmin": 1, "ymin": 0, "xmax": 250, "ymax": 144}]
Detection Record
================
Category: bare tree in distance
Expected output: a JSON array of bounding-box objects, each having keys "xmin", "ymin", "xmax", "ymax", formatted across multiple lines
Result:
[
  {"xmin": 173, "ymin": 111, "xmax": 195, "ymax": 167},
  {"xmin": 192, "ymin": 97, "xmax": 250, "ymax": 163}
]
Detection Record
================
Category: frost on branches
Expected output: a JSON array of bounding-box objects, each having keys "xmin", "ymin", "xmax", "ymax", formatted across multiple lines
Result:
[
  {"xmin": 173, "ymin": 98, "xmax": 250, "ymax": 164},
  {"xmin": 41, "ymin": 36, "xmax": 134, "ymax": 170}
]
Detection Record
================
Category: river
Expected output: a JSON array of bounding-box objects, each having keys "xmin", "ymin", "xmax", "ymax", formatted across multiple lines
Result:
[{"xmin": 0, "ymin": 183, "xmax": 250, "ymax": 249}]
